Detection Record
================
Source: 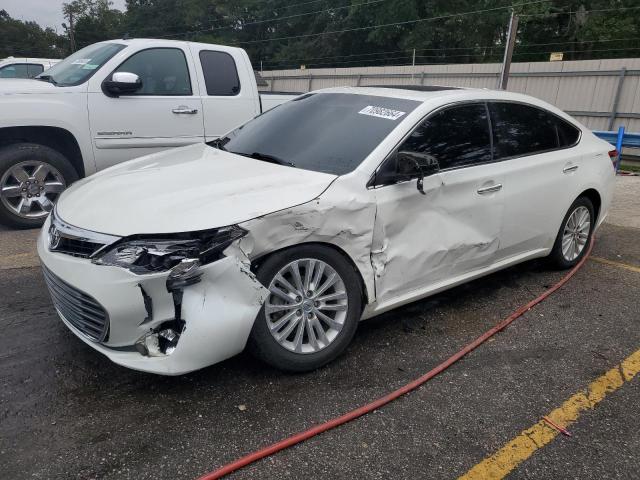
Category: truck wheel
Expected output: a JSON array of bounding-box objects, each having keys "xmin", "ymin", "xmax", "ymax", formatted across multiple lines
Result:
[
  {"xmin": 0, "ymin": 143, "xmax": 78, "ymax": 229},
  {"xmin": 248, "ymin": 245, "xmax": 362, "ymax": 372}
]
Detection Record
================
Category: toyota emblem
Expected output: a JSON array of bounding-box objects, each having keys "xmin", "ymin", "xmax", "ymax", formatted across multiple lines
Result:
[{"xmin": 48, "ymin": 225, "xmax": 61, "ymax": 250}]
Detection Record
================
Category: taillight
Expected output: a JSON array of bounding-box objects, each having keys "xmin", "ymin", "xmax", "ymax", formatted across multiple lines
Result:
[{"xmin": 608, "ymin": 149, "xmax": 618, "ymax": 170}]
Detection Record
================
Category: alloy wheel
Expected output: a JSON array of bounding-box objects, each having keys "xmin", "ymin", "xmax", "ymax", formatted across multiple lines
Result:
[
  {"xmin": 0, "ymin": 161, "xmax": 66, "ymax": 220},
  {"xmin": 265, "ymin": 258, "xmax": 349, "ymax": 354},
  {"xmin": 561, "ymin": 205, "xmax": 591, "ymax": 261}
]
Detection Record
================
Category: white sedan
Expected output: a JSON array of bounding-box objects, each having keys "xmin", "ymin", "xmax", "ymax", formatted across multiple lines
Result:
[{"xmin": 38, "ymin": 86, "xmax": 616, "ymax": 375}]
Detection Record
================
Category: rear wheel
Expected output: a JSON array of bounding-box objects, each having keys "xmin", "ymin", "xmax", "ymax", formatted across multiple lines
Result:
[
  {"xmin": 549, "ymin": 196, "xmax": 594, "ymax": 269},
  {"xmin": 0, "ymin": 143, "xmax": 78, "ymax": 229},
  {"xmin": 248, "ymin": 245, "xmax": 362, "ymax": 372}
]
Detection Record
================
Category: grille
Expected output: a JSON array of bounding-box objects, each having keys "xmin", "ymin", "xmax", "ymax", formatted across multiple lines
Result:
[
  {"xmin": 42, "ymin": 266, "xmax": 109, "ymax": 342},
  {"xmin": 47, "ymin": 209, "xmax": 120, "ymax": 259},
  {"xmin": 52, "ymin": 237, "xmax": 105, "ymax": 258}
]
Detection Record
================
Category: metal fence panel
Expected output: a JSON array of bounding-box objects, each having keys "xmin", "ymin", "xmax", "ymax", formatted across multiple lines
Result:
[{"xmin": 259, "ymin": 58, "xmax": 640, "ymax": 133}]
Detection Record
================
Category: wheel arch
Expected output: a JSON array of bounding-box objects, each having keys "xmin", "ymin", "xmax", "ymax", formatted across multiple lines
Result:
[
  {"xmin": 578, "ymin": 188, "xmax": 602, "ymax": 222},
  {"xmin": 0, "ymin": 126, "xmax": 85, "ymax": 178},
  {"xmin": 249, "ymin": 241, "xmax": 371, "ymax": 309}
]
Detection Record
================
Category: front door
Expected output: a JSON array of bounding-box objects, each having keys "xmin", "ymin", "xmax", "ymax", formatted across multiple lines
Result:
[
  {"xmin": 88, "ymin": 46, "xmax": 204, "ymax": 170},
  {"xmin": 371, "ymin": 102, "xmax": 504, "ymax": 305}
]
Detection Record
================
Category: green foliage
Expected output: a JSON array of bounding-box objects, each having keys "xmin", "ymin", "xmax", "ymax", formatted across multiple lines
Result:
[
  {"xmin": 1, "ymin": 1, "xmax": 639, "ymax": 66},
  {"xmin": 0, "ymin": 10, "xmax": 66, "ymax": 58}
]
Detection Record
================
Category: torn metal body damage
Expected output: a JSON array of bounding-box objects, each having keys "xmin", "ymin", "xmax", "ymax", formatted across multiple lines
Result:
[
  {"xmin": 36, "ymin": 87, "xmax": 616, "ymax": 375},
  {"xmin": 38, "ymin": 216, "xmax": 268, "ymax": 375}
]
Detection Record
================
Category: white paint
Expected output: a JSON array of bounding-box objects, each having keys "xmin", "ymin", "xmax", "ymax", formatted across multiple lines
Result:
[
  {"xmin": 38, "ymin": 86, "xmax": 616, "ymax": 374},
  {"xmin": 0, "ymin": 39, "xmax": 297, "ymax": 175}
]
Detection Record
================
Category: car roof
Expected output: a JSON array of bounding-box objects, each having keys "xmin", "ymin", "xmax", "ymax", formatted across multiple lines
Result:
[{"xmin": 313, "ymin": 86, "xmax": 570, "ymax": 115}]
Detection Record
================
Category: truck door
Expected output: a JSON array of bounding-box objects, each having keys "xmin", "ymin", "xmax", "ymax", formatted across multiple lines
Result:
[
  {"xmin": 189, "ymin": 45, "xmax": 261, "ymax": 141},
  {"xmin": 88, "ymin": 46, "xmax": 204, "ymax": 170}
]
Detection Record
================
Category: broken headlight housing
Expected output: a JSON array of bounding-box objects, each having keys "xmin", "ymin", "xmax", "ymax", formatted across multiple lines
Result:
[{"xmin": 92, "ymin": 225, "xmax": 247, "ymax": 274}]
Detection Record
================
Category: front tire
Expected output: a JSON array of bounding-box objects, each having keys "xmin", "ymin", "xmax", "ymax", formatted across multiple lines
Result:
[
  {"xmin": 248, "ymin": 245, "xmax": 362, "ymax": 372},
  {"xmin": 0, "ymin": 143, "xmax": 78, "ymax": 229},
  {"xmin": 549, "ymin": 196, "xmax": 595, "ymax": 269}
]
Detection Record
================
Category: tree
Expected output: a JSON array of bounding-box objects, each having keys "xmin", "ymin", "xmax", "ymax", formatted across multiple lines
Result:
[{"xmin": 0, "ymin": 9, "xmax": 67, "ymax": 58}]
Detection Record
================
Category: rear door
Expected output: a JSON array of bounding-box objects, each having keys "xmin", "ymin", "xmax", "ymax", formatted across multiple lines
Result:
[
  {"xmin": 488, "ymin": 102, "xmax": 583, "ymax": 259},
  {"xmin": 189, "ymin": 45, "xmax": 260, "ymax": 141},
  {"xmin": 88, "ymin": 46, "xmax": 204, "ymax": 170},
  {"xmin": 371, "ymin": 102, "xmax": 505, "ymax": 304}
]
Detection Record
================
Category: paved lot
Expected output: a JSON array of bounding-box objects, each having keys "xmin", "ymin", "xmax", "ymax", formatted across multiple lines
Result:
[{"xmin": 1, "ymin": 180, "xmax": 639, "ymax": 480}]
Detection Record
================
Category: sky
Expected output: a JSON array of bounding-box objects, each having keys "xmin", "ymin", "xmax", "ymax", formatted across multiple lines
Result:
[{"xmin": 3, "ymin": 0, "xmax": 127, "ymax": 32}]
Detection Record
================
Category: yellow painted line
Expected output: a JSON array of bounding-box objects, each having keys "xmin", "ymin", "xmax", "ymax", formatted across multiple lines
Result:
[
  {"xmin": 591, "ymin": 256, "xmax": 640, "ymax": 274},
  {"xmin": 459, "ymin": 348, "xmax": 640, "ymax": 480}
]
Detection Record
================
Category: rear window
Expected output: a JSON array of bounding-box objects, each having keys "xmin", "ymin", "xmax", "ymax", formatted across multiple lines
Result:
[
  {"xmin": 489, "ymin": 102, "xmax": 581, "ymax": 159},
  {"xmin": 199, "ymin": 51, "xmax": 240, "ymax": 96},
  {"xmin": 557, "ymin": 118, "xmax": 581, "ymax": 147},
  {"xmin": 214, "ymin": 93, "xmax": 421, "ymax": 175}
]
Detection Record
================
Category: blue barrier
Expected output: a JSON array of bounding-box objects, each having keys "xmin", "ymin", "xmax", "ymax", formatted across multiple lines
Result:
[{"xmin": 593, "ymin": 129, "xmax": 640, "ymax": 148}]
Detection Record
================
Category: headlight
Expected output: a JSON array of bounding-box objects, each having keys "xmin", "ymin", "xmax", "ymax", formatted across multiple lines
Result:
[{"xmin": 92, "ymin": 225, "xmax": 246, "ymax": 274}]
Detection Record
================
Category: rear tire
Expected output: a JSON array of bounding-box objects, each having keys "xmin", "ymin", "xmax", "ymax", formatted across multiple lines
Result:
[
  {"xmin": 0, "ymin": 143, "xmax": 78, "ymax": 229},
  {"xmin": 549, "ymin": 196, "xmax": 595, "ymax": 269},
  {"xmin": 248, "ymin": 245, "xmax": 362, "ymax": 372}
]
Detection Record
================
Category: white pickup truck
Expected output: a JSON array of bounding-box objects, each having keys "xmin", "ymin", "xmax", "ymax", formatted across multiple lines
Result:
[{"xmin": 0, "ymin": 39, "xmax": 297, "ymax": 228}]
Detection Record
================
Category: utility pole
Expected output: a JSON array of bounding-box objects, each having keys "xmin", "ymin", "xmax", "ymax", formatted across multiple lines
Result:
[
  {"xmin": 69, "ymin": 12, "xmax": 76, "ymax": 53},
  {"xmin": 498, "ymin": 12, "xmax": 518, "ymax": 90},
  {"xmin": 63, "ymin": 10, "xmax": 77, "ymax": 53}
]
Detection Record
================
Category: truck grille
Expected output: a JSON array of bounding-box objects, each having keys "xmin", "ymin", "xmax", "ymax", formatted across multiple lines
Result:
[{"xmin": 42, "ymin": 266, "xmax": 109, "ymax": 342}]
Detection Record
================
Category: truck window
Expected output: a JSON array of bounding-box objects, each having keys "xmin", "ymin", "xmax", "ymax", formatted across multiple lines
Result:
[
  {"xmin": 114, "ymin": 48, "xmax": 192, "ymax": 96},
  {"xmin": 199, "ymin": 51, "xmax": 240, "ymax": 96},
  {"xmin": 0, "ymin": 63, "xmax": 43, "ymax": 78}
]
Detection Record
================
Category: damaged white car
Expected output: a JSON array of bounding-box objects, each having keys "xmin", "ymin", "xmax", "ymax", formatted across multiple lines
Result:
[{"xmin": 38, "ymin": 86, "xmax": 616, "ymax": 375}]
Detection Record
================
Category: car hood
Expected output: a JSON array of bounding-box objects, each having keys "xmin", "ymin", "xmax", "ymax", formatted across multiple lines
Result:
[
  {"xmin": 56, "ymin": 144, "xmax": 338, "ymax": 236},
  {"xmin": 0, "ymin": 79, "xmax": 59, "ymax": 94}
]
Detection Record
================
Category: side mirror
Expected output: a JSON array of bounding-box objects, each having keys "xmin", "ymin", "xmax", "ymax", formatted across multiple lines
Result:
[
  {"xmin": 396, "ymin": 151, "xmax": 440, "ymax": 194},
  {"xmin": 102, "ymin": 72, "xmax": 142, "ymax": 97}
]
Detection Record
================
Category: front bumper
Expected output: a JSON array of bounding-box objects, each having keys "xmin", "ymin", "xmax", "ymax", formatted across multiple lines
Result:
[{"xmin": 37, "ymin": 217, "xmax": 268, "ymax": 375}]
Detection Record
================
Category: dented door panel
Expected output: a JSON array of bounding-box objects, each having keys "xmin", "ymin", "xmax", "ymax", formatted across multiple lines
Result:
[{"xmin": 371, "ymin": 164, "xmax": 504, "ymax": 305}]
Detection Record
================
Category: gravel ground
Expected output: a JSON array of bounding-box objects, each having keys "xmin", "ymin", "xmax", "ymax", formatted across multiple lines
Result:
[{"xmin": 1, "ymin": 180, "xmax": 639, "ymax": 480}]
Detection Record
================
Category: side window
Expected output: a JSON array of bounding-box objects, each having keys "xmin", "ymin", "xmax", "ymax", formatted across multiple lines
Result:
[
  {"xmin": 199, "ymin": 51, "xmax": 240, "ymax": 96},
  {"xmin": 557, "ymin": 118, "xmax": 580, "ymax": 147},
  {"xmin": 114, "ymin": 48, "xmax": 192, "ymax": 96},
  {"xmin": 27, "ymin": 64, "xmax": 44, "ymax": 77},
  {"xmin": 489, "ymin": 102, "xmax": 559, "ymax": 159},
  {"xmin": 398, "ymin": 103, "xmax": 492, "ymax": 170},
  {"xmin": 0, "ymin": 64, "xmax": 33, "ymax": 78}
]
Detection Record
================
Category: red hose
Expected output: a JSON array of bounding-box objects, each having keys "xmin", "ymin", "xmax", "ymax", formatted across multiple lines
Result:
[{"xmin": 197, "ymin": 240, "xmax": 594, "ymax": 480}]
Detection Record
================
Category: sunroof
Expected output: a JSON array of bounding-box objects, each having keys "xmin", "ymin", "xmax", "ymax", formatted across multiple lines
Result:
[{"xmin": 365, "ymin": 85, "xmax": 462, "ymax": 92}]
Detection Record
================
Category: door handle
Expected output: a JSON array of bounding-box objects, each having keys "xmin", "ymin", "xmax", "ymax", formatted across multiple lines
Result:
[
  {"xmin": 172, "ymin": 106, "xmax": 198, "ymax": 114},
  {"xmin": 477, "ymin": 184, "xmax": 502, "ymax": 195},
  {"xmin": 563, "ymin": 165, "xmax": 579, "ymax": 173}
]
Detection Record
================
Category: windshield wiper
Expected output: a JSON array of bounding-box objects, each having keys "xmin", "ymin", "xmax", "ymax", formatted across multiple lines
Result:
[
  {"xmin": 208, "ymin": 138, "xmax": 227, "ymax": 151},
  {"xmin": 35, "ymin": 75, "xmax": 58, "ymax": 85},
  {"xmin": 236, "ymin": 151, "xmax": 296, "ymax": 168}
]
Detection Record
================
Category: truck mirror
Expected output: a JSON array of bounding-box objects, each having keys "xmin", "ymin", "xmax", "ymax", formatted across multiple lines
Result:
[{"xmin": 102, "ymin": 72, "xmax": 142, "ymax": 97}]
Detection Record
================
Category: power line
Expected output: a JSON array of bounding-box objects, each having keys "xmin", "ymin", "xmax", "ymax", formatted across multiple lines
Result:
[
  {"xmin": 520, "ymin": 5, "xmax": 640, "ymax": 18},
  {"xmin": 261, "ymin": 36, "xmax": 640, "ymax": 67},
  {"xmin": 155, "ymin": 0, "xmax": 389, "ymax": 39},
  {"xmin": 235, "ymin": 0, "xmax": 551, "ymax": 45}
]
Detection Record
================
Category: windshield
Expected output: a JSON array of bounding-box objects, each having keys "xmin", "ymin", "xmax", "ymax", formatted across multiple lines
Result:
[
  {"xmin": 212, "ymin": 93, "xmax": 421, "ymax": 175},
  {"xmin": 36, "ymin": 42, "xmax": 125, "ymax": 87}
]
